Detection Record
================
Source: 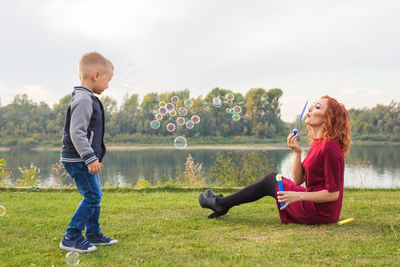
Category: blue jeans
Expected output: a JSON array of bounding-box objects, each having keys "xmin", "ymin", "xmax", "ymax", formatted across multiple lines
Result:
[{"xmin": 63, "ymin": 162, "xmax": 103, "ymax": 239}]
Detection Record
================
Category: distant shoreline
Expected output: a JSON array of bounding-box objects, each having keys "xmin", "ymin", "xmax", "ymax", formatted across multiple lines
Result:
[
  {"xmin": 1, "ymin": 140, "xmax": 399, "ymax": 152},
  {"xmin": 0, "ymin": 144, "xmax": 291, "ymax": 151}
]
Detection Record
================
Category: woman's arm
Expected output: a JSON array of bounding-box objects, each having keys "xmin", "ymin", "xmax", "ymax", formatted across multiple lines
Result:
[
  {"xmin": 277, "ymin": 189, "xmax": 340, "ymax": 210},
  {"xmin": 287, "ymin": 133, "xmax": 305, "ymax": 185}
]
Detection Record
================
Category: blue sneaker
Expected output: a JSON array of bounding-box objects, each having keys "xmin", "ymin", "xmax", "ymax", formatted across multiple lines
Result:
[
  {"xmin": 59, "ymin": 235, "xmax": 97, "ymax": 253},
  {"xmin": 86, "ymin": 232, "xmax": 118, "ymax": 246}
]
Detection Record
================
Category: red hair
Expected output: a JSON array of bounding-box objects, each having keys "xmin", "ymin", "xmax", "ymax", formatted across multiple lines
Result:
[{"xmin": 308, "ymin": 95, "xmax": 352, "ymax": 154}]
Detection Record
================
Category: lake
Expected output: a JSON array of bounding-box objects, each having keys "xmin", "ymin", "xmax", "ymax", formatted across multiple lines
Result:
[{"xmin": 0, "ymin": 144, "xmax": 399, "ymax": 189}]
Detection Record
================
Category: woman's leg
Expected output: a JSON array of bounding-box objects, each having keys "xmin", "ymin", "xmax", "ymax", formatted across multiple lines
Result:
[
  {"xmin": 216, "ymin": 172, "xmax": 277, "ymax": 208},
  {"xmin": 199, "ymin": 173, "xmax": 277, "ymax": 218}
]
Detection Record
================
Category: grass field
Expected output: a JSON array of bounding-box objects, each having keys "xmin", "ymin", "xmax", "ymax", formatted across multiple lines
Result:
[{"xmin": 0, "ymin": 189, "xmax": 399, "ymax": 266}]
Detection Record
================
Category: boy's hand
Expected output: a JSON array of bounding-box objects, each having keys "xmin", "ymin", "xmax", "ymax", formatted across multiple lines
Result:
[{"xmin": 88, "ymin": 160, "xmax": 103, "ymax": 175}]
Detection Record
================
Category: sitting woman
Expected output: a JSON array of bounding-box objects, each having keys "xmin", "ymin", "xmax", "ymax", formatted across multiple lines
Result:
[{"xmin": 199, "ymin": 95, "xmax": 351, "ymax": 224}]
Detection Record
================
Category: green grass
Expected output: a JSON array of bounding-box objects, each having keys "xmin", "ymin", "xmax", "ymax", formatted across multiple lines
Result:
[{"xmin": 0, "ymin": 189, "xmax": 399, "ymax": 266}]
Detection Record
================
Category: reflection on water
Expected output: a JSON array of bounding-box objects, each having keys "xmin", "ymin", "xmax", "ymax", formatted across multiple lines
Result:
[{"xmin": 0, "ymin": 145, "xmax": 399, "ymax": 189}]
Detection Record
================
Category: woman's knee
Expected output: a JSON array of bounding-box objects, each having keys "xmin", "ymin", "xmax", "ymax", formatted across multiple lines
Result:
[
  {"xmin": 263, "ymin": 172, "xmax": 277, "ymax": 182},
  {"xmin": 261, "ymin": 172, "xmax": 278, "ymax": 197}
]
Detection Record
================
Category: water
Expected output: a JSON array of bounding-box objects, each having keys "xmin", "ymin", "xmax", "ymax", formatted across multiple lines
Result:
[{"xmin": 0, "ymin": 145, "xmax": 399, "ymax": 189}]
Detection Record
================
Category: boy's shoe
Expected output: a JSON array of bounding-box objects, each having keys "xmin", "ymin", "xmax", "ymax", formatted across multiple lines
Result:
[
  {"xmin": 59, "ymin": 235, "xmax": 97, "ymax": 253},
  {"xmin": 86, "ymin": 232, "xmax": 118, "ymax": 246}
]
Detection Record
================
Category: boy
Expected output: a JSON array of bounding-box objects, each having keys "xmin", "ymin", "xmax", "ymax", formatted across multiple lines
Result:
[{"xmin": 59, "ymin": 51, "xmax": 117, "ymax": 253}]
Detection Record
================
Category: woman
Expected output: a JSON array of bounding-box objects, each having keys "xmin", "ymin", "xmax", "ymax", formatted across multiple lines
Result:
[{"xmin": 199, "ymin": 95, "xmax": 351, "ymax": 224}]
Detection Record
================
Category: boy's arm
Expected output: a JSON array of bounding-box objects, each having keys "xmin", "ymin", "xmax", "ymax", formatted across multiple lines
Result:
[{"xmin": 69, "ymin": 96, "xmax": 98, "ymax": 166}]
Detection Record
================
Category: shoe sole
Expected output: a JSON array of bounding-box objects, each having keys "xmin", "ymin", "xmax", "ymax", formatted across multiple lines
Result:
[
  {"xmin": 89, "ymin": 240, "xmax": 118, "ymax": 246},
  {"xmin": 59, "ymin": 242, "xmax": 97, "ymax": 253}
]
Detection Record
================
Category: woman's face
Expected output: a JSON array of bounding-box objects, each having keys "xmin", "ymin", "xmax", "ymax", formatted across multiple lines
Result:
[{"xmin": 305, "ymin": 98, "xmax": 328, "ymax": 127}]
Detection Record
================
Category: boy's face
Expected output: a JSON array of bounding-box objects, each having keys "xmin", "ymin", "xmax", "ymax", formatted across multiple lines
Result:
[{"xmin": 92, "ymin": 68, "xmax": 113, "ymax": 95}]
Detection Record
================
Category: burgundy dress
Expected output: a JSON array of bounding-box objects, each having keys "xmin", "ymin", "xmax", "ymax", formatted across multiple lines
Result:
[{"xmin": 275, "ymin": 139, "xmax": 345, "ymax": 224}]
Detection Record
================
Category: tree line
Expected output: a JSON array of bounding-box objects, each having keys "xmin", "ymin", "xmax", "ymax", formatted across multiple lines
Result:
[
  {"xmin": 348, "ymin": 100, "xmax": 400, "ymax": 142},
  {"xmin": 0, "ymin": 88, "xmax": 399, "ymax": 147}
]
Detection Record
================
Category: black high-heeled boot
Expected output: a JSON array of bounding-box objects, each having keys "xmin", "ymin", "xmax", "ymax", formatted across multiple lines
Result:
[
  {"xmin": 199, "ymin": 192, "xmax": 229, "ymax": 218},
  {"xmin": 205, "ymin": 189, "xmax": 224, "ymax": 199}
]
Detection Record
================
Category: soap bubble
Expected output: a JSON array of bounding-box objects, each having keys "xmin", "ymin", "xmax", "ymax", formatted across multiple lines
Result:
[
  {"xmin": 191, "ymin": 115, "xmax": 200, "ymax": 124},
  {"xmin": 225, "ymin": 93, "xmax": 235, "ymax": 102},
  {"xmin": 150, "ymin": 120, "xmax": 160, "ymax": 129},
  {"xmin": 233, "ymin": 106, "xmax": 242, "ymax": 113},
  {"xmin": 184, "ymin": 99, "xmax": 193, "ymax": 108},
  {"xmin": 171, "ymin": 96, "xmax": 179, "ymax": 104},
  {"xmin": 212, "ymin": 97, "xmax": 222, "ymax": 107},
  {"xmin": 66, "ymin": 251, "xmax": 80, "ymax": 266},
  {"xmin": 178, "ymin": 107, "xmax": 187, "ymax": 116},
  {"xmin": 159, "ymin": 101, "xmax": 166, "ymax": 107},
  {"xmin": 167, "ymin": 123, "xmax": 176, "ymax": 132},
  {"xmin": 174, "ymin": 136, "xmax": 187, "ymax": 149},
  {"xmin": 169, "ymin": 110, "xmax": 177, "ymax": 117},
  {"xmin": 186, "ymin": 120, "xmax": 194, "ymax": 129},
  {"xmin": 176, "ymin": 117, "xmax": 186, "ymax": 126},
  {"xmin": 225, "ymin": 108, "xmax": 233, "ymax": 114},
  {"xmin": 0, "ymin": 205, "xmax": 6, "ymax": 216},
  {"xmin": 159, "ymin": 107, "xmax": 168, "ymax": 115},
  {"xmin": 165, "ymin": 103, "xmax": 175, "ymax": 111},
  {"xmin": 155, "ymin": 113, "xmax": 163, "ymax": 120},
  {"xmin": 232, "ymin": 113, "xmax": 241, "ymax": 121}
]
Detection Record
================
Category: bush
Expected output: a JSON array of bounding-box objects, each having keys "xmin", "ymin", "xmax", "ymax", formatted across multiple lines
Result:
[
  {"xmin": 0, "ymin": 158, "xmax": 11, "ymax": 187},
  {"xmin": 16, "ymin": 163, "xmax": 40, "ymax": 188},
  {"xmin": 50, "ymin": 162, "xmax": 68, "ymax": 188},
  {"xmin": 0, "ymin": 137, "xmax": 18, "ymax": 146},
  {"xmin": 177, "ymin": 154, "xmax": 205, "ymax": 186},
  {"xmin": 16, "ymin": 137, "xmax": 38, "ymax": 147},
  {"xmin": 135, "ymin": 178, "xmax": 150, "ymax": 189},
  {"xmin": 210, "ymin": 151, "xmax": 276, "ymax": 187}
]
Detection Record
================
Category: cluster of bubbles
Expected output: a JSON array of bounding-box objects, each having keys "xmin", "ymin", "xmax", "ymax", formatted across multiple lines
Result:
[
  {"xmin": 212, "ymin": 93, "xmax": 242, "ymax": 121},
  {"xmin": 150, "ymin": 96, "xmax": 201, "ymax": 149},
  {"xmin": 66, "ymin": 251, "xmax": 80, "ymax": 266},
  {"xmin": 0, "ymin": 205, "xmax": 5, "ymax": 216}
]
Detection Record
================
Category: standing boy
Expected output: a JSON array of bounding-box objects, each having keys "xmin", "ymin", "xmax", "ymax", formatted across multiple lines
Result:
[{"xmin": 59, "ymin": 51, "xmax": 118, "ymax": 253}]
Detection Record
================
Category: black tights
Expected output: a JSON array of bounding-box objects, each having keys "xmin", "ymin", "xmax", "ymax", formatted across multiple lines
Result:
[{"xmin": 216, "ymin": 172, "xmax": 277, "ymax": 208}]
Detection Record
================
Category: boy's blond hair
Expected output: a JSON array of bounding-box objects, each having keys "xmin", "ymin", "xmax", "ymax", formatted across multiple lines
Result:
[{"xmin": 79, "ymin": 51, "xmax": 114, "ymax": 80}]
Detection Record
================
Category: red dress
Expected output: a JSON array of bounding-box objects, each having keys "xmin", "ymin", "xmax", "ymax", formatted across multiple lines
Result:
[{"xmin": 275, "ymin": 139, "xmax": 345, "ymax": 224}]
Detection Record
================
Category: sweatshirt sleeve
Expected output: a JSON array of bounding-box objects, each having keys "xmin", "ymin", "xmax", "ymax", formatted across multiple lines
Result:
[{"xmin": 69, "ymin": 94, "xmax": 98, "ymax": 165}]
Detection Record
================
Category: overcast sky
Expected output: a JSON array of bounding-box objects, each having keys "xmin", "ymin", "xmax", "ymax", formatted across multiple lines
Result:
[{"xmin": 0, "ymin": 0, "xmax": 399, "ymax": 122}]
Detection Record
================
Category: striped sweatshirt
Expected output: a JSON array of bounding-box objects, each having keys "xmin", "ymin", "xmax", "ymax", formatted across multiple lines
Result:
[{"xmin": 61, "ymin": 86, "xmax": 106, "ymax": 165}]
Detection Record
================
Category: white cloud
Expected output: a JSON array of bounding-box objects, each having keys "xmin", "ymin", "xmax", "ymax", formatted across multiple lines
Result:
[{"xmin": 0, "ymin": 82, "xmax": 59, "ymax": 107}]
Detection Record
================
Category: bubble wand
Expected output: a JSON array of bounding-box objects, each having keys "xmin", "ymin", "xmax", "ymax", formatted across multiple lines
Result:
[
  {"xmin": 276, "ymin": 174, "xmax": 285, "ymax": 209},
  {"xmin": 293, "ymin": 100, "xmax": 308, "ymax": 136}
]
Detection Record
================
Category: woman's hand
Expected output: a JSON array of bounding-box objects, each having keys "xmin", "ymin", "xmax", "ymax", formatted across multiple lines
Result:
[
  {"xmin": 277, "ymin": 190, "xmax": 340, "ymax": 210},
  {"xmin": 287, "ymin": 133, "xmax": 302, "ymax": 154},
  {"xmin": 277, "ymin": 191, "xmax": 302, "ymax": 210}
]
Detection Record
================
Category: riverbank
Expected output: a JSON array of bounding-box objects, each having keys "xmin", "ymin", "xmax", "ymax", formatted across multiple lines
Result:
[
  {"xmin": 0, "ymin": 189, "xmax": 398, "ymax": 266},
  {"xmin": 0, "ymin": 144, "xmax": 291, "ymax": 151},
  {"xmin": 1, "ymin": 140, "xmax": 399, "ymax": 151}
]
